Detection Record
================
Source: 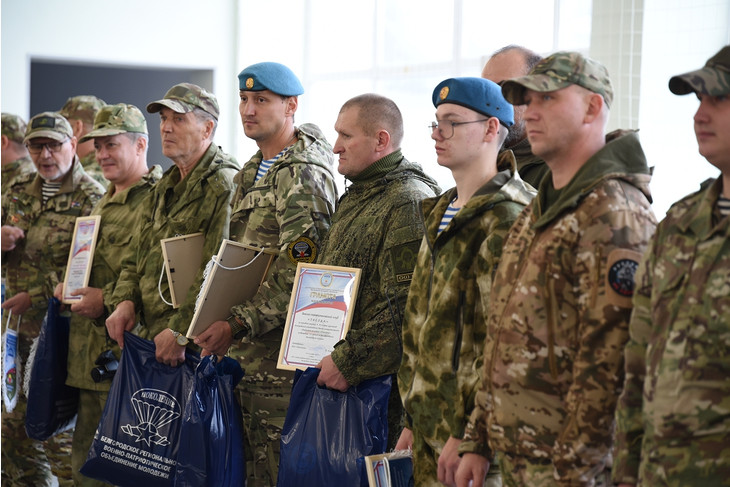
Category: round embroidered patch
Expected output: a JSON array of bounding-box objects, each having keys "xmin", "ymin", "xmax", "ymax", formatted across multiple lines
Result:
[
  {"xmin": 608, "ymin": 258, "xmax": 638, "ymax": 297},
  {"xmin": 287, "ymin": 236, "xmax": 317, "ymax": 264}
]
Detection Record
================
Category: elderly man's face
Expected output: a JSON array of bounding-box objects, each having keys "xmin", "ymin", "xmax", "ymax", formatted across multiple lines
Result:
[
  {"xmin": 158, "ymin": 107, "xmax": 208, "ymax": 163},
  {"xmin": 694, "ymin": 93, "xmax": 730, "ymax": 172},
  {"xmin": 28, "ymin": 136, "xmax": 76, "ymax": 182}
]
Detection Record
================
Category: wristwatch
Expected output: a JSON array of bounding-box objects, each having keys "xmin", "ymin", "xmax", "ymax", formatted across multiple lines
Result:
[
  {"xmin": 227, "ymin": 315, "xmax": 250, "ymax": 340},
  {"xmin": 169, "ymin": 328, "xmax": 189, "ymax": 346}
]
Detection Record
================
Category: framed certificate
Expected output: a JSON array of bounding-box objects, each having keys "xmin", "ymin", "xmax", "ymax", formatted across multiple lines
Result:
[
  {"xmin": 160, "ymin": 233, "xmax": 204, "ymax": 308},
  {"xmin": 277, "ymin": 263, "xmax": 361, "ymax": 371},
  {"xmin": 62, "ymin": 215, "xmax": 101, "ymax": 304}
]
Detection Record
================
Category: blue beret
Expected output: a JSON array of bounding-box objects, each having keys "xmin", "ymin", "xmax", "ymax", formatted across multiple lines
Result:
[
  {"xmin": 237, "ymin": 62, "xmax": 304, "ymax": 96},
  {"xmin": 432, "ymin": 77, "xmax": 514, "ymax": 127}
]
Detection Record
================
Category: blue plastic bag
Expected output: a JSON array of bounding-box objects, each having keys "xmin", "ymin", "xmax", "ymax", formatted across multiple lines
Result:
[
  {"xmin": 80, "ymin": 332, "xmax": 199, "ymax": 487},
  {"xmin": 277, "ymin": 367, "xmax": 391, "ymax": 487},
  {"xmin": 174, "ymin": 355, "xmax": 246, "ymax": 486},
  {"xmin": 25, "ymin": 297, "xmax": 79, "ymax": 440}
]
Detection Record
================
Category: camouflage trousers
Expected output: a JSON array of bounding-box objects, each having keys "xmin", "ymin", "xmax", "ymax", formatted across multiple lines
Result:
[
  {"xmin": 72, "ymin": 389, "xmax": 112, "ymax": 486},
  {"xmin": 499, "ymin": 453, "xmax": 611, "ymax": 487},
  {"xmin": 412, "ymin": 431, "xmax": 502, "ymax": 487}
]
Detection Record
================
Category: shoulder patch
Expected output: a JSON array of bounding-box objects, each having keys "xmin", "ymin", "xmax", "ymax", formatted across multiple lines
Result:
[
  {"xmin": 287, "ymin": 236, "xmax": 317, "ymax": 264},
  {"xmin": 390, "ymin": 240, "xmax": 420, "ymax": 283},
  {"xmin": 605, "ymin": 248, "xmax": 642, "ymax": 308}
]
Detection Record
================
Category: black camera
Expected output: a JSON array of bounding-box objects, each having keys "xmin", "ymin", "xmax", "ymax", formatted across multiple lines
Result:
[{"xmin": 91, "ymin": 349, "xmax": 119, "ymax": 383}]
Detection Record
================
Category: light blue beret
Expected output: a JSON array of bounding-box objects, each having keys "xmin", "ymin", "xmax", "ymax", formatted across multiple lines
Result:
[
  {"xmin": 432, "ymin": 77, "xmax": 514, "ymax": 127},
  {"xmin": 237, "ymin": 62, "xmax": 304, "ymax": 96}
]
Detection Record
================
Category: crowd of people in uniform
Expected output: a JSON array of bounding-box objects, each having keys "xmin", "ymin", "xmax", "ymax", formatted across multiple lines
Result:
[{"xmin": 1, "ymin": 43, "xmax": 728, "ymax": 487}]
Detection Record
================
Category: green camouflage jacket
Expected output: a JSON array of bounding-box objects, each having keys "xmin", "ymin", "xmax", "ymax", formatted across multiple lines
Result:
[
  {"xmin": 1, "ymin": 155, "xmax": 36, "ymax": 196},
  {"xmin": 507, "ymin": 137, "xmax": 548, "ymax": 189},
  {"xmin": 229, "ymin": 123, "xmax": 337, "ymax": 354},
  {"xmin": 320, "ymin": 150, "xmax": 440, "ymax": 386},
  {"xmin": 66, "ymin": 166, "xmax": 162, "ymax": 391},
  {"xmin": 2, "ymin": 158, "xmax": 104, "ymax": 334},
  {"xmin": 398, "ymin": 151, "xmax": 535, "ymax": 452},
  {"xmin": 79, "ymin": 151, "xmax": 109, "ymax": 188},
  {"xmin": 613, "ymin": 177, "xmax": 730, "ymax": 485},
  {"xmin": 110, "ymin": 143, "xmax": 238, "ymax": 339},
  {"xmin": 462, "ymin": 132, "xmax": 657, "ymax": 483}
]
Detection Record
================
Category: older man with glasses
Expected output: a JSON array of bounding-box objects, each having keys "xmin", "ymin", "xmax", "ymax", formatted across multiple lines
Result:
[{"xmin": 1, "ymin": 111, "xmax": 104, "ymax": 487}]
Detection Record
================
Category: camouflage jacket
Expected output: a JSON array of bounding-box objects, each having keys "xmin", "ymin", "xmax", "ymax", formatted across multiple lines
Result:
[
  {"xmin": 66, "ymin": 166, "xmax": 162, "ymax": 391},
  {"xmin": 462, "ymin": 132, "xmax": 657, "ymax": 483},
  {"xmin": 110, "ymin": 143, "xmax": 238, "ymax": 338},
  {"xmin": 613, "ymin": 177, "xmax": 730, "ymax": 485},
  {"xmin": 319, "ymin": 151, "xmax": 440, "ymax": 386},
  {"xmin": 229, "ymin": 123, "xmax": 337, "ymax": 361},
  {"xmin": 1, "ymin": 155, "xmax": 35, "ymax": 196},
  {"xmin": 398, "ymin": 151, "xmax": 535, "ymax": 452},
  {"xmin": 79, "ymin": 150, "xmax": 109, "ymax": 187},
  {"xmin": 2, "ymin": 158, "xmax": 104, "ymax": 334},
  {"xmin": 506, "ymin": 137, "xmax": 548, "ymax": 189}
]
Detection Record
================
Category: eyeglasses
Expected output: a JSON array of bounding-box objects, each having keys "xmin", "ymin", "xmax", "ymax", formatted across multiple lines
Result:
[
  {"xmin": 26, "ymin": 138, "xmax": 69, "ymax": 155},
  {"xmin": 429, "ymin": 119, "xmax": 488, "ymax": 139}
]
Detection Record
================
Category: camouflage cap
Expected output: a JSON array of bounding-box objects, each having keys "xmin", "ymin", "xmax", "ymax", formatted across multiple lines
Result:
[
  {"xmin": 146, "ymin": 83, "xmax": 220, "ymax": 120},
  {"xmin": 58, "ymin": 95, "xmax": 107, "ymax": 125},
  {"xmin": 24, "ymin": 112, "xmax": 74, "ymax": 143},
  {"xmin": 79, "ymin": 103, "xmax": 148, "ymax": 143},
  {"xmin": 501, "ymin": 51, "xmax": 614, "ymax": 108},
  {"xmin": 669, "ymin": 45, "xmax": 730, "ymax": 96},
  {"xmin": 2, "ymin": 113, "xmax": 28, "ymax": 144}
]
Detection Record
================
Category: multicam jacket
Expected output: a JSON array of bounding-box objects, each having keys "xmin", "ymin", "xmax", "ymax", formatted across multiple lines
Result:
[
  {"xmin": 613, "ymin": 177, "xmax": 730, "ymax": 485},
  {"xmin": 1, "ymin": 155, "xmax": 35, "ymax": 196},
  {"xmin": 2, "ymin": 158, "xmax": 104, "ymax": 334},
  {"xmin": 109, "ymin": 143, "xmax": 238, "ymax": 338},
  {"xmin": 65, "ymin": 166, "xmax": 162, "ymax": 392},
  {"xmin": 320, "ymin": 151, "xmax": 440, "ymax": 386},
  {"xmin": 462, "ymin": 132, "xmax": 657, "ymax": 484},
  {"xmin": 398, "ymin": 151, "xmax": 535, "ymax": 453}
]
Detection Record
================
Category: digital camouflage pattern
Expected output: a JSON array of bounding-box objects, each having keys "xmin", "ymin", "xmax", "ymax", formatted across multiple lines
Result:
[
  {"xmin": 319, "ymin": 151, "xmax": 440, "ymax": 448},
  {"xmin": 146, "ymin": 83, "xmax": 220, "ymax": 119},
  {"xmin": 58, "ymin": 95, "xmax": 106, "ymax": 125},
  {"xmin": 613, "ymin": 177, "xmax": 730, "ymax": 486},
  {"xmin": 669, "ymin": 45, "xmax": 730, "ymax": 96},
  {"xmin": 109, "ymin": 143, "xmax": 238, "ymax": 338},
  {"xmin": 1, "ymin": 159, "xmax": 104, "ymax": 486},
  {"xmin": 398, "ymin": 152, "xmax": 535, "ymax": 486},
  {"xmin": 502, "ymin": 50, "xmax": 614, "ymax": 108},
  {"xmin": 463, "ymin": 132, "xmax": 657, "ymax": 485},
  {"xmin": 1, "ymin": 155, "xmax": 36, "ymax": 196},
  {"xmin": 226, "ymin": 122, "xmax": 337, "ymax": 487},
  {"xmin": 2, "ymin": 112, "xmax": 27, "ymax": 143}
]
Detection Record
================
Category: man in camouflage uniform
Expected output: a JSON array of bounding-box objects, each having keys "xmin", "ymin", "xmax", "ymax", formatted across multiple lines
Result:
[
  {"xmin": 53, "ymin": 103, "xmax": 162, "ymax": 486},
  {"xmin": 482, "ymin": 45, "xmax": 548, "ymax": 188},
  {"xmin": 397, "ymin": 77, "xmax": 535, "ymax": 487},
  {"xmin": 612, "ymin": 45, "xmax": 730, "ymax": 487},
  {"xmin": 105, "ymin": 83, "xmax": 238, "ymax": 366},
  {"xmin": 315, "ymin": 93, "xmax": 440, "ymax": 450},
  {"xmin": 1, "ymin": 112, "xmax": 105, "ymax": 486},
  {"xmin": 59, "ymin": 95, "xmax": 109, "ymax": 187},
  {"xmin": 195, "ymin": 62, "xmax": 338, "ymax": 486},
  {"xmin": 455, "ymin": 52, "xmax": 657, "ymax": 487},
  {"xmin": 1, "ymin": 113, "xmax": 35, "ymax": 195}
]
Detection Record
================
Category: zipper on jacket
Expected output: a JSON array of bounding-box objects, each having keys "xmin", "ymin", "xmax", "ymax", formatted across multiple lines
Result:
[
  {"xmin": 452, "ymin": 291, "xmax": 466, "ymax": 374},
  {"xmin": 546, "ymin": 274, "xmax": 559, "ymax": 380}
]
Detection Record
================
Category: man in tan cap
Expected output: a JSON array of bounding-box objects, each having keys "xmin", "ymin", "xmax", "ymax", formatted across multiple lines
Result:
[
  {"xmin": 59, "ymin": 95, "xmax": 108, "ymax": 187},
  {"xmin": 1, "ymin": 113, "xmax": 35, "ymax": 195},
  {"xmin": 105, "ymin": 83, "xmax": 239, "ymax": 367},
  {"xmin": 455, "ymin": 52, "xmax": 657, "ymax": 486},
  {"xmin": 53, "ymin": 103, "xmax": 162, "ymax": 486},
  {"xmin": 1, "ymin": 112, "xmax": 104, "ymax": 486}
]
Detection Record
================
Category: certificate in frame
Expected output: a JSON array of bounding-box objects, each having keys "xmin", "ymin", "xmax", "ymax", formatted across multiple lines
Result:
[
  {"xmin": 62, "ymin": 215, "xmax": 101, "ymax": 304},
  {"xmin": 277, "ymin": 263, "xmax": 361, "ymax": 371}
]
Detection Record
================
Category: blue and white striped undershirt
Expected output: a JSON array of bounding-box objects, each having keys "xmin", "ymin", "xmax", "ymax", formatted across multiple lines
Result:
[
  {"xmin": 438, "ymin": 197, "xmax": 460, "ymax": 234},
  {"xmin": 719, "ymin": 196, "xmax": 730, "ymax": 216},
  {"xmin": 255, "ymin": 147, "xmax": 289, "ymax": 182}
]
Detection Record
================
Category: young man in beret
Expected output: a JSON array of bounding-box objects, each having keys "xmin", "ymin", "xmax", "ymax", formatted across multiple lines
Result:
[
  {"xmin": 456, "ymin": 52, "xmax": 657, "ymax": 486},
  {"xmin": 396, "ymin": 77, "xmax": 534, "ymax": 487},
  {"xmin": 613, "ymin": 45, "xmax": 730, "ymax": 487},
  {"xmin": 194, "ymin": 62, "xmax": 338, "ymax": 486},
  {"xmin": 59, "ymin": 95, "xmax": 109, "ymax": 187}
]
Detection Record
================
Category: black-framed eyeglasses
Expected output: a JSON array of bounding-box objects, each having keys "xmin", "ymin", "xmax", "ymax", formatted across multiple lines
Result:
[
  {"xmin": 26, "ymin": 138, "xmax": 69, "ymax": 155},
  {"xmin": 429, "ymin": 119, "xmax": 488, "ymax": 139}
]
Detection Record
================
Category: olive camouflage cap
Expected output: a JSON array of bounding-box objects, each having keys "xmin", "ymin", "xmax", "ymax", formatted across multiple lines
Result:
[
  {"xmin": 669, "ymin": 45, "xmax": 730, "ymax": 96},
  {"xmin": 23, "ymin": 111, "xmax": 73, "ymax": 143},
  {"xmin": 146, "ymin": 83, "xmax": 220, "ymax": 120},
  {"xmin": 58, "ymin": 95, "xmax": 107, "ymax": 125},
  {"xmin": 501, "ymin": 51, "xmax": 614, "ymax": 108},
  {"xmin": 79, "ymin": 103, "xmax": 148, "ymax": 143},
  {"xmin": 2, "ymin": 113, "xmax": 28, "ymax": 144}
]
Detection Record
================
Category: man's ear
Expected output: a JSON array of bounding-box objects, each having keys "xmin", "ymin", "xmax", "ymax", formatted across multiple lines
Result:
[
  {"xmin": 285, "ymin": 96, "xmax": 299, "ymax": 116},
  {"xmin": 375, "ymin": 129, "xmax": 391, "ymax": 152},
  {"xmin": 584, "ymin": 93, "xmax": 604, "ymax": 123},
  {"xmin": 483, "ymin": 117, "xmax": 501, "ymax": 143}
]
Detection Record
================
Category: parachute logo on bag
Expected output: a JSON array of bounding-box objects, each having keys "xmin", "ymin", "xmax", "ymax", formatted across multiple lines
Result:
[{"xmin": 120, "ymin": 388, "xmax": 181, "ymax": 447}]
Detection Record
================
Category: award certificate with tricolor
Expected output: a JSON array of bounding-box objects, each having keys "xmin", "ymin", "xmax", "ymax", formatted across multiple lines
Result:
[
  {"xmin": 277, "ymin": 263, "xmax": 361, "ymax": 371},
  {"xmin": 62, "ymin": 215, "xmax": 101, "ymax": 304}
]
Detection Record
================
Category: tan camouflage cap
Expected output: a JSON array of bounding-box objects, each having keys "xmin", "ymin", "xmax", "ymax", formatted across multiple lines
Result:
[
  {"xmin": 79, "ymin": 104, "xmax": 148, "ymax": 143},
  {"xmin": 502, "ymin": 51, "xmax": 614, "ymax": 108},
  {"xmin": 669, "ymin": 45, "xmax": 730, "ymax": 96},
  {"xmin": 58, "ymin": 95, "xmax": 107, "ymax": 125},
  {"xmin": 23, "ymin": 112, "xmax": 73, "ymax": 143},
  {"xmin": 2, "ymin": 113, "xmax": 28, "ymax": 144},
  {"xmin": 146, "ymin": 83, "xmax": 219, "ymax": 120}
]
